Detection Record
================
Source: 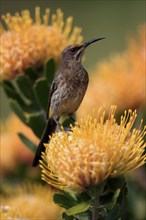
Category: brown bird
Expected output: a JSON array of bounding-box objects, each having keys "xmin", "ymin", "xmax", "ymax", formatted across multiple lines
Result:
[{"xmin": 32, "ymin": 37, "xmax": 105, "ymax": 166}]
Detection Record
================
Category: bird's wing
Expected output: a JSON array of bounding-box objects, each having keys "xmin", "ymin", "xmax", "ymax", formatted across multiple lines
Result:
[{"xmin": 46, "ymin": 79, "xmax": 58, "ymax": 119}]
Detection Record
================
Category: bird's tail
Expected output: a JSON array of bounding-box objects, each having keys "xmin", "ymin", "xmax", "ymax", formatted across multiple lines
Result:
[{"xmin": 32, "ymin": 118, "xmax": 56, "ymax": 167}]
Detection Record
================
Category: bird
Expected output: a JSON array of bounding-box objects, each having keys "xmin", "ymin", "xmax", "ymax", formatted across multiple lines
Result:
[{"xmin": 32, "ymin": 37, "xmax": 105, "ymax": 167}]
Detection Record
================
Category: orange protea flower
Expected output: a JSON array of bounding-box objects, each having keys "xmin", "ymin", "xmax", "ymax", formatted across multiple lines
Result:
[
  {"xmin": 0, "ymin": 114, "xmax": 39, "ymax": 175},
  {"xmin": 0, "ymin": 7, "xmax": 83, "ymax": 79},
  {"xmin": 40, "ymin": 106, "xmax": 146, "ymax": 191},
  {"xmin": 77, "ymin": 25, "xmax": 145, "ymax": 118},
  {"xmin": 1, "ymin": 183, "xmax": 62, "ymax": 219}
]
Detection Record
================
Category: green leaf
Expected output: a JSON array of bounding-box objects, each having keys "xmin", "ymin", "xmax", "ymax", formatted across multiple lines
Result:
[
  {"xmin": 105, "ymin": 204, "xmax": 120, "ymax": 220},
  {"xmin": 1, "ymin": 79, "xmax": 15, "ymax": 90},
  {"xmin": 9, "ymin": 99, "xmax": 27, "ymax": 124},
  {"xmin": 105, "ymin": 183, "xmax": 128, "ymax": 220},
  {"xmin": 44, "ymin": 59, "xmax": 56, "ymax": 85},
  {"xmin": 107, "ymin": 176, "xmax": 126, "ymax": 191},
  {"xmin": 2, "ymin": 79, "xmax": 40, "ymax": 113},
  {"xmin": 105, "ymin": 189, "xmax": 121, "ymax": 209},
  {"xmin": 25, "ymin": 67, "xmax": 38, "ymax": 81},
  {"xmin": 27, "ymin": 113, "xmax": 46, "ymax": 138},
  {"xmin": 18, "ymin": 132, "xmax": 37, "ymax": 153},
  {"xmin": 75, "ymin": 211, "xmax": 92, "ymax": 220},
  {"xmin": 117, "ymin": 183, "xmax": 128, "ymax": 215},
  {"xmin": 2, "ymin": 80, "xmax": 26, "ymax": 107},
  {"xmin": 100, "ymin": 176, "xmax": 127, "ymax": 212},
  {"xmin": 76, "ymin": 191, "xmax": 91, "ymax": 203},
  {"xmin": 16, "ymin": 74, "xmax": 37, "ymax": 101},
  {"xmin": 33, "ymin": 78, "xmax": 49, "ymax": 111},
  {"xmin": 65, "ymin": 202, "xmax": 90, "ymax": 216},
  {"xmin": 86, "ymin": 183, "xmax": 105, "ymax": 198},
  {"xmin": 62, "ymin": 212, "xmax": 74, "ymax": 220},
  {"xmin": 54, "ymin": 192, "xmax": 77, "ymax": 209}
]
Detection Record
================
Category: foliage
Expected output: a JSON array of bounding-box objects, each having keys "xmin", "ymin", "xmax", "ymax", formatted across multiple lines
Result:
[
  {"xmin": 1, "ymin": 59, "xmax": 56, "ymax": 151},
  {"xmin": 53, "ymin": 176, "xmax": 129, "ymax": 220}
]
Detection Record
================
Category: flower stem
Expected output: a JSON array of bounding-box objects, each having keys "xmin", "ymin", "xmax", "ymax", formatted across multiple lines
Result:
[
  {"xmin": 90, "ymin": 183, "xmax": 105, "ymax": 220},
  {"xmin": 92, "ymin": 195, "xmax": 99, "ymax": 220}
]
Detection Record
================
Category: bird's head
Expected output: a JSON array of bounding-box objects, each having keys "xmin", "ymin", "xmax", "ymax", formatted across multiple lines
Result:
[{"xmin": 61, "ymin": 37, "xmax": 105, "ymax": 63}]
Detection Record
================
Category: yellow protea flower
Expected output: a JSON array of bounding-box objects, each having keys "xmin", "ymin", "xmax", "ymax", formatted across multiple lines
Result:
[
  {"xmin": 77, "ymin": 24, "xmax": 145, "ymax": 118},
  {"xmin": 0, "ymin": 7, "xmax": 83, "ymax": 79},
  {"xmin": 1, "ymin": 183, "xmax": 62, "ymax": 219},
  {"xmin": 40, "ymin": 106, "xmax": 146, "ymax": 191},
  {"xmin": 1, "ymin": 114, "xmax": 39, "ymax": 175}
]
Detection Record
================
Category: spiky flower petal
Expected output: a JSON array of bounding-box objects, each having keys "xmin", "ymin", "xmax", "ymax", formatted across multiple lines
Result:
[
  {"xmin": 40, "ymin": 106, "xmax": 145, "ymax": 191},
  {"xmin": 0, "ymin": 7, "xmax": 83, "ymax": 79}
]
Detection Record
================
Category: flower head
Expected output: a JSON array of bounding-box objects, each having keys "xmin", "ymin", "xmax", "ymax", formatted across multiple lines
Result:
[
  {"xmin": 77, "ymin": 25, "xmax": 145, "ymax": 118},
  {"xmin": 1, "ymin": 183, "xmax": 62, "ymax": 219},
  {"xmin": 1, "ymin": 114, "xmax": 39, "ymax": 175},
  {"xmin": 0, "ymin": 7, "xmax": 83, "ymax": 79},
  {"xmin": 40, "ymin": 106, "xmax": 145, "ymax": 191}
]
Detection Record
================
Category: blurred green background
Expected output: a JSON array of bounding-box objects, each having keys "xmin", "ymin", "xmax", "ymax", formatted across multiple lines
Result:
[{"xmin": 0, "ymin": 0, "xmax": 145, "ymax": 120}]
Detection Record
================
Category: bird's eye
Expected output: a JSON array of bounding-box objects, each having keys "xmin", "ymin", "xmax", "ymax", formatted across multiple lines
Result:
[{"xmin": 71, "ymin": 48, "xmax": 76, "ymax": 52}]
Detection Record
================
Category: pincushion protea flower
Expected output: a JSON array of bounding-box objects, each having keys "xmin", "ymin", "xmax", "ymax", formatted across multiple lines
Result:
[
  {"xmin": 77, "ymin": 25, "xmax": 145, "ymax": 118},
  {"xmin": 0, "ymin": 183, "xmax": 62, "ymax": 219},
  {"xmin": 0, "ymin": 7, "xmax": 83, "ymax": 79},
  {"xmin": 40, "ymin": 106, "xmax": 146, "ymax": 191},
  {"xmin": 0, "ymin": 115, "xmax": 39, "ymax": 175}
]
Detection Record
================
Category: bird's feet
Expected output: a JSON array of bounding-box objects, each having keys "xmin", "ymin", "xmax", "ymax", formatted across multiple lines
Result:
[
  {"xmin": 54, "ymin": 118, "xmax": 73, "ymax": 133},
  {"xmin": 63, "ymin": 126, "xmax": 72, "ymax": 132}
]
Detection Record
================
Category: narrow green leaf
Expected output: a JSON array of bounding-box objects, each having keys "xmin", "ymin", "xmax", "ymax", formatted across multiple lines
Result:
[
  {"xmin": 33, "ymin": 78, "xmax": 49, "ymax": 111},
  {"xmin": 105, "ymin": 189, "xmax": 121, "ymax": 209},
  {"xmin": 2, "ymin": 79, "xmax": 40, "ymax": 113},
  {"xmin": 44, "ymin": 59, "xmax": 56, "ymax": 85},
  {"xmin": 18, "ymin": 132, "xmax": 37, "ymax": 153},
  {"xmin": 2, "ymin": 80, "xmax": 26, "ymax": 107},
  {"xmin": 9, "ymin": 99, "xmax": 27, "ymax": 124},
  {"xmin": 16, "ymin": 74, "xmax": 37, "ymax": 101},
  {"xmin": 106, "ymin": 183, "xmax": 128, "ymax": 220},
  {"xmin": 27, "ymin": 113, "xmax": 46, "ymax": 138},
  {"xmin": 2, "ymin": 79, "xmax": 15, "ymax": 90},
  {"xmin": 105, "ymin": 204, "xmax": 120, "ymax": 220},
  {"xmin": 54, "ymin": 193, "xmax": 77, "ymax": 209},
  {"xmin": 117, "ymin": 183, "xmax": 128, "ymax": 215},
  {"xmin": 65, "ymin": 202, "xmax": 90, "ymax": 216}
]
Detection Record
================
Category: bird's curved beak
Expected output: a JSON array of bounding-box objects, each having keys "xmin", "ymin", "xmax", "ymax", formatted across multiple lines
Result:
[
  {"xmin": 75, "ymin": 37, "xmax": 105, "ymax": 62},
  {"xmin": 82, "ymin": 37, "xmax": 106, "ymax": 48}
]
